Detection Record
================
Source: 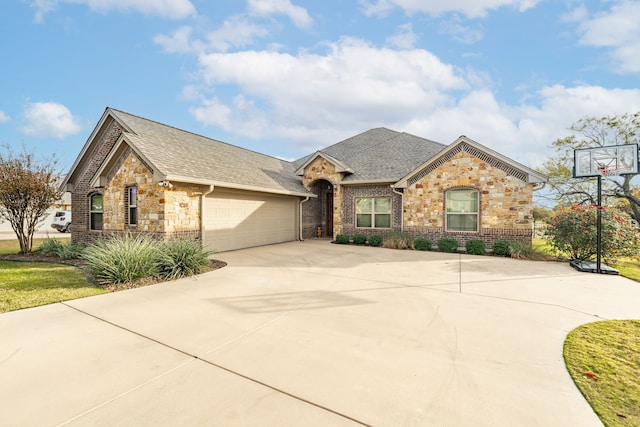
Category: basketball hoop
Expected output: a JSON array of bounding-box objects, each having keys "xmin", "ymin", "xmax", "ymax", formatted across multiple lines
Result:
[{"xmin": 594, "ymin": 158, "xmax": 622, "ymax": 178}]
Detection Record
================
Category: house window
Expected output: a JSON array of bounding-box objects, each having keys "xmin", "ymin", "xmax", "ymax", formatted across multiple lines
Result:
[
  {"xmin": 89, "ymin": 193, "xmax": 103, "ymax": 230},
  {"xmin": 356, "ymin": 197, "xmax": 391, "ymax": 228},
  {"xmin": 446, "ymin": 189, "xmax": 479, "ymax": 232},
  {"xmin": 126, "ymin": 186, "xmax": 137, "ymax": 225}
]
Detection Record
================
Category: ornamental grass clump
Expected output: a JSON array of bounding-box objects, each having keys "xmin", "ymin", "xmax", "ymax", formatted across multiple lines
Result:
[
  {"xmin": 382, "ymin": 231, "xmax": 414, "ymax": 250},
  {"xmin": 37, "ymin": 238, "xmax": 64, "ymax": 256},
  {"xmin": 57, "ymin": 242, "xmax": 85, "ymax": 259},
  {"xmin": 546, "ymin": 205, "xmax": 638, "ymax": 262},
  {"xmin": 157, "ymin": 239, "xmax": 211, "ymax": 280},
  {"xmin": 82, "ymin": 234, "xmax": 161, "ymax": 285}
]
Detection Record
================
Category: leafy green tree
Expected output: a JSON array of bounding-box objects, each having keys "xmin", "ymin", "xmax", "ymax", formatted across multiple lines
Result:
[
  {"xmin": 546, "ymin": 205, "xmax": 638, "ymax": 262},
  {"xmin": 540, "ymin": 113, "xmax": 640, "ymax": 221},
  {"xmin": 0, "ymin": 146, "xmax": 61, "ymax": 253}
]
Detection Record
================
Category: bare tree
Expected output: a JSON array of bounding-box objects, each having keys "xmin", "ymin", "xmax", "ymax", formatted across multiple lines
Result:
[
  {"xmin": 539, "ymin": 113, "xmax": 640, "ymax": 221},
  {"xmin": 0, "ymin": 146, "xmax": 61, "ymax": 254}
]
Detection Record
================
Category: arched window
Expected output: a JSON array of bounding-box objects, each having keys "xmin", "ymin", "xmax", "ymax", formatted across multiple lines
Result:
[
  {"xmin": 89, "ymin": 193, "xmax": 103, "ymax": 230},
  {"xmin": 445, "ymin": 188, "xmax": 478, "ymax": 232}
]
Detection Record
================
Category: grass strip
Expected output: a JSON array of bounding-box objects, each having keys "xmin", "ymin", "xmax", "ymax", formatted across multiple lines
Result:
[{"xmin": 564, "ymin": 320, "xmax": 640, "ymax": 427}]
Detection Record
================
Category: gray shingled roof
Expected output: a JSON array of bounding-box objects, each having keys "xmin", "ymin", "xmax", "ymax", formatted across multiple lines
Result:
[
  {"xmin": 110, "ymin": 109, "xmax": 309, "ymax": 195},
  {"xmin": 294, "ymin": 128, "xmax": 446, "ymax": 182}
]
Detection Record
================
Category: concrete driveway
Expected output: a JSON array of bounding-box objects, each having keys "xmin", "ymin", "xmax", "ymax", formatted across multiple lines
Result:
[{"xmin": 1, "ymin": 240, "xmax": 639, "ymax": 426}]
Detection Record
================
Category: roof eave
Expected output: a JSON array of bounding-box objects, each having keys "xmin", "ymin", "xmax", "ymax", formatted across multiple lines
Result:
[
  {"xmin": 294, "ymin": 151, "xmax": 354, "ymax": 176},
  {"xmin": 164, "ymin": 174, "xmax": 316, "ymax": 198}
]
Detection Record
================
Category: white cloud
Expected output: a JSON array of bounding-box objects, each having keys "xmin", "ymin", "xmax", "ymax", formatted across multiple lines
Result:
[
  {"xmin": 31, "ymin": 0, "xmax": 196, "ymax": 22},
  {"xmin": 0, "ymin": 111, "xmax": 9, "ymax": 123},
  {"xmin": 439, "ymin": 17, "xmax": 484, "ymax": 44},
  {"xmin": 386, "ymin": 23, "xmax": 419, "ymax": 49},
  {"xmin": 21, "ymin": 102, "xmax": 82, "ymax": 139},
  {"xmin": 248, "ymin": 0, "xmax": 313, "ymax": 29},
  {"xmin": 185, "ymin": 35, "xmax": 640, "ymax": 168},
  {"xmin": 360, "ymin": 0, "xmax": 540, "ymax": 18},
  {"xmin": 574, "ymin": 1, "xmax": 640, "ymax": 73},
  {"xmin": 192, "ymin": 37, "xmax": 468, "ymax": 144},
  {"xmin": 155, "ymin": 17, "xmax": 270, "ymax": 54}
]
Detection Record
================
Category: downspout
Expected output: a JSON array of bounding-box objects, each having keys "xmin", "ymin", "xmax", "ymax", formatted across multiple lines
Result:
[
  {"xmin": 200, "ymin": 185, "xmax": 215, "ymax": 246},
  {"xmin": 299, "ymin": 196, "xmax": 310, "ymax": 241},
  {"xmin": 391, "ymin": 186, "xmax": 404, "ymax": 232}
]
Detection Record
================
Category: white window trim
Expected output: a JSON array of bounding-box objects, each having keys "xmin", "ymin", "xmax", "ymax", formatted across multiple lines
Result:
[
  {"xmin": 445, "ymin": 188, "xmax": 479, "ymax": 232},
  {"xmin": 126, "ymin": 186, "xmax": 137, "ymax": 226},
  {"xmin": 355, "ymin": 197, "xmax": 392, "ymax": 229}
]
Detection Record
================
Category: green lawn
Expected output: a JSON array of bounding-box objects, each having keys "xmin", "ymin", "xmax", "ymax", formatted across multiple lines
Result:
[
  {"xmin": 533, "ymin": 238, "xmax": 640, "ymax": 283},
  {"xmin": 0, "ymin": 237, "xmax": 106, "ymax": 313},
  {"xmin": 564, "ymin": 320, "xmax": 640, "ymax": 427}
]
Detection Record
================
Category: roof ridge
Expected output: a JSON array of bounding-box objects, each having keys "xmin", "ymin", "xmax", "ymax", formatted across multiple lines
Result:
[{"xmin": 107, "ymin": 107, "xmax": 294, "ymax": 165}]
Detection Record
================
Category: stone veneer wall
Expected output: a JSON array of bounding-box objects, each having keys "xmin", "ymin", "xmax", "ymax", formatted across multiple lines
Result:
[
  {"xmin": 341, "ymin": 185, "xmax": 402, "ymax": 238},
  {"xmin": 302, "ymin": 157, "xmax": 343, "ymax": 238},
  {"xmin": 71, "ymin": 120, "xmax": 123, "ymax": 245},
  {"xmin": 103, "ymin": 150, "xmax": 202, "ymax": 240},
  {"xmin": 403, "ymin": 150, "xmax": 533, "ymax": 247}
]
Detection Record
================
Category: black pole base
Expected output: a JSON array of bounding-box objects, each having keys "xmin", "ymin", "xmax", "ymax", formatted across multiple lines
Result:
[{"xmin": 570, "ymin": 259, "xmax": 620, "ymax": 275}]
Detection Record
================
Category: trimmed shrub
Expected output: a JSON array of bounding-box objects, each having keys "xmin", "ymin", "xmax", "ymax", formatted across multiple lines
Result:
[
  {"xmin": 437, "ymin": 238, "xmax": 459, "ymax": 253},
  {"xmin": 492, "ymin": 239, "xmax": 511, "ymax": 256},
  {"xmin": 383, "ymin": 231, "xmax": 414, "ymax": 250},
  {"xmin": 157, "ymin": 239, "xmax": 211, "ymax": 280},
  {"xmin": 368, "ymin": 234, "xmax": 383, "ymax": 247},
  {"xmin": 57, "ymin": 242, "xmax": 85, "ymax": 259},
  {"xmin": 352, "ymin": 233, "xmax": 367, "ymax": 245},
  {"xmin": 414, "ymin": 237, "xmax": 432, "ymax": 251},
  {"xmin": 465, "ymin": 239, "xmax": 486, "ymax": 255},
  {"xmin": 82, "ymin": 234, "xmax": 161, "ymax": 285},
  {"xmin": 37, "ymin": 238, "xmax": 63, "ymax": 256},
  {"xmin": 335, "ymin": 234, "xmax": 350, "ymax": 244}
]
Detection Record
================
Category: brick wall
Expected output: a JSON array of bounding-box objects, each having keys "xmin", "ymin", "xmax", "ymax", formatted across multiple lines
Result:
[
  {"xmin": 71, "ymin": 120, "xmax": 123, "ymax": 245},
  {"xmin": 341, "ymin": 184, "xmax": 402, "ymax": 238}
]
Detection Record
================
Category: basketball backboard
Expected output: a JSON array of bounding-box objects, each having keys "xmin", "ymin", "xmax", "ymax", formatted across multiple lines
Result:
[{"xmin": 573, "ymin": 144, "xmax": 639, "ymax": 178}]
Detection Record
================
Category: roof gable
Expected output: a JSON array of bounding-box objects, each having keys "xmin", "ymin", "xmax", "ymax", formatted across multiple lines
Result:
[
  {"xmin": 294, "ymin": 151, "xmax": 354, "ymax": 176},
  {"xmin": 394, "ymin": 136, "xmax": 547, "ymax": 188},
  {"xmin": 65, "ymin": 108, "xmax": 313, "ymax": 197},
  {"xmin": 294, "ymin": 128, "xmax": 446, "ymax": 183}
]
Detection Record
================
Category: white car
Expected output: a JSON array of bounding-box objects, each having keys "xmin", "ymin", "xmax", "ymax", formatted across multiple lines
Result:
[{"xmin": 51, "ymin": 210, "xmax": 72, "ymax": 233}]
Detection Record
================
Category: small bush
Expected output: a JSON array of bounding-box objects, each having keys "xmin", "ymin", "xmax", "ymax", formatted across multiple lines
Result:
[
  {"xmin": 352, "ymin": 233, "xmax": 367, "ymax": 245},
  {"xmin": 82, "ymin": 234, "xmax": 161, "ymax": 285},
  {"xmin": 492, "ymin": 240, "xmax": 511, "ymax": 256},
  {"xmin": 368, "ymin": 234, "xmax": 383, "ymax": 247},
  {"xmin": 465, "ymin": 239, "xmax": 486, "ymax": 255},
  {"xmin": 414, "ymin": 237, "xmax": 432, "ymax": 251},
  {"xmin": 335, "ymin": 234, "xmax": 350, "ymax": 244},
  {"xmin": 437, "ymin": 238, "xmax": 459, "ymax": 253},
  {"xmin": 57, "ymin": 242, "xmax": 85, "ymax": 259},
  {"xmin": 383, "ymin": 231, "xmax": 414, "ymax": 250},
  {"xmin": 37, "ymin": 238, "xmax": 63, "ymax": 256},
  {"xmin": 157, "ymin": 239, "xmax": 211, "ymax": 280}
]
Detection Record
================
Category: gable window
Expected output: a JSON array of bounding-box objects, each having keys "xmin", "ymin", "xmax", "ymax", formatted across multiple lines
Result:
[
  {"xmin": 356, "ymin": 197, "xmax": 391, "ymax": 228},
  {"xmin": 446, "ymin": 189, "xmax": 479, "ymax": 232},
  {"xmin": 126, "ymin": 186, "xmax": 137, "ymax": 225},
  {"xmin": 89, "ymin": 193, "xmax": 103, "ymax": 230}
]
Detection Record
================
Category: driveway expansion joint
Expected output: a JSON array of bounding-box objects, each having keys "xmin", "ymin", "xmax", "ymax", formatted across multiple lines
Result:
[{"xmin": 60, "ymin": 302, "xmax": 371, "ymax": 427}]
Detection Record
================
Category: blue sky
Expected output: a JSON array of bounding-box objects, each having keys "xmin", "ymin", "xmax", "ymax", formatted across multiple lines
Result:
[{"xmin": 2, "ymin": 0, "xmax": 640, "ymax": 172}]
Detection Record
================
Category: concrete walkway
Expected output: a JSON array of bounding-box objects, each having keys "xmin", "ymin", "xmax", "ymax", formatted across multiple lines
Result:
[{"xmin": 1, "ymin": 240, "xmax": 639, "ymax": 426}]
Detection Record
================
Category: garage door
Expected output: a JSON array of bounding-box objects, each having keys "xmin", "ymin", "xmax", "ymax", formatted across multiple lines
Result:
[{"xmin": 203, "ymin": 190, "xmax": 298, "ymax": 252}]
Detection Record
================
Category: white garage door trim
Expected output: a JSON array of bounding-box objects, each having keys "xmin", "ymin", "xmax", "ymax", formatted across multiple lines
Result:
[{"xmin": 203, "ymin": 189, "xmax": 299, "ymax": 252}]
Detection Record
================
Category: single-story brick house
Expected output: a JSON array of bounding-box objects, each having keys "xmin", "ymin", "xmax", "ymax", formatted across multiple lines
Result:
[{"xmin": 62, "ymin": 108, "xmax": 546, "ymax": 252}]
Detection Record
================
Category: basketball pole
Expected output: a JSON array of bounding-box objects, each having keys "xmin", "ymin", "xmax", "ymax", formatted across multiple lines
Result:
[{"xmin": 596, "ymin": 174, "xmax": 602, "ymax": 274}]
